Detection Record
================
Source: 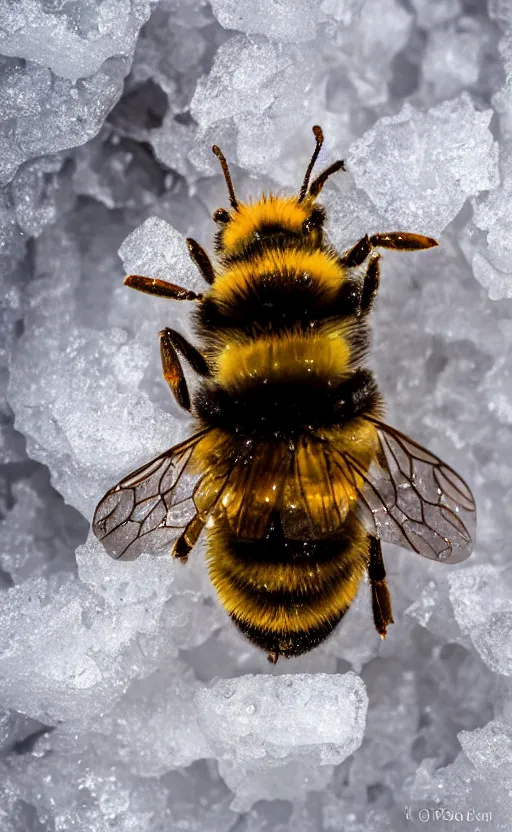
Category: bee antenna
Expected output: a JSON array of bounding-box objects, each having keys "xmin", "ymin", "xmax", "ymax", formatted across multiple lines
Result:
[
  {"xmin": 212, "ymin": 144, "xmax": 238, "ymax": 209},
  {"xmin": 298, "ymin": 125, "xmax": 324, "ymax": 203},
  {"xmin": 309, "ymin": 160, "xmax": 346, "ymax": 198}
]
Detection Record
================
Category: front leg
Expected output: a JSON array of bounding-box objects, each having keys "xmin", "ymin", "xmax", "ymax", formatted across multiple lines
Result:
[
  {"xmin": 125, "ymin": 274, "xmax": 202, "ymax": 301},
  {"xmin": 360, "ymin": 254, "xmax": 380, "ymax": 314},
  {"xmin": 368, "ymin": 536, "xmax": 394, "ymax": 639},
  {"xmin": 186, "ymin": 238, "xmax": 216, "ymax": 285},
  {"xmin": 340, "ymin": 232, "xmax": 438, "ymax": 268},
  {"xmin": 336, "ymin": 254, "xmax": 380, "ymax": 317},
  {"xmin": 160, "ymin": 328, "xmax": 210, "ymax": 412}
]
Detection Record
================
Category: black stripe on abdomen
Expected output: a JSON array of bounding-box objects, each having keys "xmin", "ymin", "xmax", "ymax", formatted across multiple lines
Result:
[
  {"xmin": 232, "ymin": 612, "xmax": 347, "ymax": 658},
  {"xmin": 194, "ymin": 369, "xmax": 381, "ymax": 438}
]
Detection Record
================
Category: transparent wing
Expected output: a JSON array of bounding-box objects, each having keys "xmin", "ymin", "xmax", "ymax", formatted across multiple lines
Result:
[
  {"xmin": 92, "ymin": 429, "xmax": 212, "ymax": 561},
  {"xmin": 336, "ymin": 419, "xmax": 476, "ymax": 564}
]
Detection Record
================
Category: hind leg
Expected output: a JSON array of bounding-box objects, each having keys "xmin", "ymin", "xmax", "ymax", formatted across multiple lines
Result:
[
  {"xmin": 360, "ymin": 254, "xmax": 380, "ymax": 314},
  {"xmin": 173, "ymin": 513, "xmax": 205, "ymax": 562},
  {"xmin": 368, "ymin": 536, "xmax": 394, "ymax": 638}
]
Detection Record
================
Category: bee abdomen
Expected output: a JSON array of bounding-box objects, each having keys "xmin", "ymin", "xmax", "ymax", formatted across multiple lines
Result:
[{"xmin": 206, "ymin": 514, "xmax": 368, "ymax": 658}]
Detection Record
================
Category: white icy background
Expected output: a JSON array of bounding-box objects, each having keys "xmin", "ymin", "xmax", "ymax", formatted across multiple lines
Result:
[{"xmin": 2, "ymin": 0, "xmax": 512, "ymax": 828}]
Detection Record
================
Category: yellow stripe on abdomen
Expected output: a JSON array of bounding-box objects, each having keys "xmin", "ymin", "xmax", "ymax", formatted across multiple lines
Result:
[
  {"xmin": 215, "ymin": 330, "xmax": 352, "ymax": 391},
  {"xmin": 210, "ymin": 247, "xmax": 346, "ymax": 313}
]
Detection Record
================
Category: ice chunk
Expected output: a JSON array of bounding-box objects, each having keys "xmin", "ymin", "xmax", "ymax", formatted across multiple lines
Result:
[
  {"xmin": 0, "ymin": 469, "xmax": 86, "ymax": 584},
  {"xmin": 468, "ymin": 30, "xmax": 512, "ymax": 299},
  {"xmin": 320, "ymin": 0, "xmax": 365, "ymax": 27},
  {"xmin": 410, "ymin": 717, "xmax": 512, "ymax": 829},
  {"xmin": 191, "ymin": 36, "xmax": 317, "ymax": 140},
  {"xmin": 7, "ymin": 298, "xmax": 182, "ymax": 515},
  {"xmin": 83, "ymin": 666, "xmax": 214, "ymax": 776},
  {"xmin": 411, "ymin": 0, "xmax": 462, "ymax": 28},
  {"xmin": 191, "ymin": 37, "xmax": 280, "ymax": 131},
  {"xmin": 405, "ymin": 578, "xmax": 463, "ymax": 643},
  {"xmin": 0, "ymin": 56, "xmax": 129, "ymax": 186},
  {"xmin": 195, "ymin": 672, "xmax": 367, "ymax": 810},
  {"xmin": 0, "ymin": 750, "xmax": 234, "ymax": 832},
  {"xmin": 0, "ymin": 0, "xmax": 151, "ymax": 82},
  {"xmin": 459, "ymin": 720, "xmax": 512, "ymax": 780},
  {"xmin": 119, "ymin": 215, "xmax": 203, "ymax": 294},
  {"xmin": 210, "ymin": 0, "xmax": 322, "ymax": 43},
  {"xmin": 471, "ymin": 162, "xmax": 512, "ymax": 300},
  {"xmin": 348, "ymin": 94, "xmax": 499, "ymax": 236},
  {"xmin": 329, "ymin": 0, "xmax": 413, "ymax": 108},
  {"xmin": 73, "ymin": 129, "xmax": 168, "ymax": 211},
  {"xmin": 488, "ymin": 0, "xmax": 512, "ymax": 29},
  {"xmin": 448, "ymin": 565, "xmax": 512, "ymax": 676},
  {"xmin": 0, "ymin": 546, "xmax": 174, "ymax": 724},
  {"xmin": 422, "ymin": 19, "xmax": 484, "ymax": 100},
  {"xmin": 190, "ymin": 36, "xmax": 319, "ymax": 182}
]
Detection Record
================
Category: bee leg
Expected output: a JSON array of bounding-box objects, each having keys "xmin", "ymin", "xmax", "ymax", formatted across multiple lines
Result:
[
  {"xmin": 340, "ymin": 235, "xmax": 373, "ymax": 268},
  {"xmin": 173, "ymin": 513, "xmax": 205, "ymax": 562},
  {"xmin": 340, "ymin": 232, "xmax": 438, "ymax": 268},
  {"xmin": 124, "ymin": 275, "xmax": 202, "ymax": 301},
  {"xmin": 369, "ymin": 232, "xmax": 438, "ymax": 253},
  {"xmin": 159, "ymin": 328, "xmax": 210, "ymax": 411},
  {"xmin": 368, "ymin": 536, "xmax": 394, "ymax": 639},
  {"xmin": 267, "ymin": 650, "xmax": 279, "ymax": 664},
  {"xmin": 186, "ymin": 238, "xmax": 216, "ymax": 285},
  {"xmin": 360, "ymin": 254, "xmax": 380, "ymax": 314}
]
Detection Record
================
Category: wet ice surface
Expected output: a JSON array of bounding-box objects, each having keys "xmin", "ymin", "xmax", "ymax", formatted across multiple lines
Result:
[{"xmin": 2, "ymin": 0, "xmax": 512, "ymax": 829}]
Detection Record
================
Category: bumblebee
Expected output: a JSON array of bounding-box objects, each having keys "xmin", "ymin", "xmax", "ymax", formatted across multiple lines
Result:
[{"xmin": 93, "ymin": 126, "xmax": 476, "ymax": 662}]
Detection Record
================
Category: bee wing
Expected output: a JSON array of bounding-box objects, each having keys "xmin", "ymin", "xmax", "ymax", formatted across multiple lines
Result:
[
  {"xmin": 92, "ymin": 429, "xmax": 213, "ymax": 561},
  {"xmin": 224, "ymin": 437, "xmax": 358, "ymax": 541},
  {"xmin": 337, "ymin": 419, "xmax": 476, "ymax": 564},
  {"xmin": 218, "ymin": 442, "xmax": 295, "ymax": 540}
]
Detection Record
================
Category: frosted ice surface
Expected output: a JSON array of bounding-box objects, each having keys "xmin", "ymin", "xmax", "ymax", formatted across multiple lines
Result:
[
  {"xmin": 210, "ymin": 0, "xmax": 322, "ymax": 43},
  {"xmin": 0, "ymin": 0, "xmax": 151, "ymax": 81},
  {"xmin": 448, "ymin": 566, "xmax": 512, "ymax": 676},
  {"xmin": 195, "ymin": 672, "xmax": 368, "ymax": 810},
  {"xmin": 349, "ymin": 94, "xmax": 499, "ymax": 236}
]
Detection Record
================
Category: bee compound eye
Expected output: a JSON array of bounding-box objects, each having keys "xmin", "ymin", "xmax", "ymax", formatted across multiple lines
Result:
[{"xmin": 213, "ymin": 208, "xmax": 230, "ymax": 223}]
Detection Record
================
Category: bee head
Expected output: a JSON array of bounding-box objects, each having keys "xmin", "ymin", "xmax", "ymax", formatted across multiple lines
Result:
[{"xmin": 211, "ymin": 128, "xmax": 344, "ymax": 258}]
